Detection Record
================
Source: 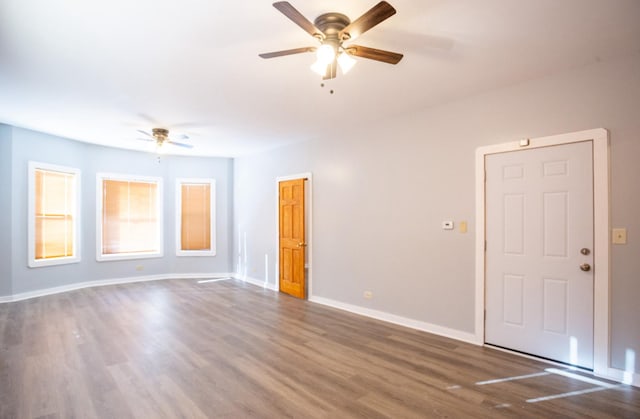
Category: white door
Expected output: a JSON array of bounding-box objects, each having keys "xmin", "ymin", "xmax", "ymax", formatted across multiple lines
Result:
[{"xmin": 485, "ymin": 141, "xmax": 594, "ymax": 369}]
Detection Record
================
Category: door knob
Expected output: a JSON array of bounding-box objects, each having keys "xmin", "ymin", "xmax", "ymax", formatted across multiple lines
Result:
[
  {"xmin": 580, "ymin": 248, "xmax": 591, "ymax": 255},
  {"xmin": 297, "ymin": 242, "xmax": 307, "ymax": 247},
  {"xmin": 580, "ymin": 263, "xmax": 591, "ymax": 272}
]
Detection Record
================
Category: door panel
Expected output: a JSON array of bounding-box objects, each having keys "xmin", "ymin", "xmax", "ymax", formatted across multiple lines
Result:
[
  {"xmin": 543, "ymin": 278, "xmax": 568, "ymax": 334},
  {"xmin": 543, "ymin": 192, "xmax": 568, "ymax": 257},
  {"xmin": 485, "ymin": 141, "xmax": 594, "ymax": 369},
  {"xmin": 503, "ymin": 274, "xmax": 524, "ymax": 326},
  {"xmin": 279, "ymin": 179, "xmax": 306, "ymax": 299}
]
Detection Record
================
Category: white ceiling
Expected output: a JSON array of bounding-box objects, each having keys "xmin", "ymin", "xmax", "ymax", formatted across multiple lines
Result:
[{"xmin": 1, "ymin": 0, "xmax": 639, "ymax": 157}]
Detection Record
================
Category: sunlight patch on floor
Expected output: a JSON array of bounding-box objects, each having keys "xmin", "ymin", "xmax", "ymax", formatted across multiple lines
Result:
[
  {"xmin": 197, "ymin": 278, "xmax": 231, "ymax": 284},
  {"xmin": 544, "ymin": 368, "xmax": 617, "ymax": 387},
  {"xmin": 475, "ymin": 366, "xmax": 624, "ymax": 404},
  {"xmin": 526, "ymin": 385, "xmax": 622, "ymax": 403},
  {"xmin": 475, "ymin": 371, "xmax": 550, "ymax": 385}
]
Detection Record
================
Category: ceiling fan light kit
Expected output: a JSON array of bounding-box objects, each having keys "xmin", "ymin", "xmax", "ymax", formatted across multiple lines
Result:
[
  {"xmin": 337, "ymin": 52, "xmax": 357, "ymax": 74},
  {"xmin": 260, "ymin": 1, "xmax": 403, "ymax": 80}
]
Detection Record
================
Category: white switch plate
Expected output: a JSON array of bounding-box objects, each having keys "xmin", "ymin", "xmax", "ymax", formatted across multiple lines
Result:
[
  {"xmin": 442, "ymin": 221, "xmax": 454, "ymax": 230},
  {"xmin": 612, "ymin": 228, "xmax": 627, "ymax": 244}
]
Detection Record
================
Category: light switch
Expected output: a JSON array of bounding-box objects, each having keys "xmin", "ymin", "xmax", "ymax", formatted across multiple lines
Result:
[
  {"xmin": 442, "ymin": 221, "xmax": 454, "ymax": 230},
  {"xmin": 459, "ymin": 221, "xmax": 468, "ymax": 234},
  {"xmin": 612, "ymin": 228, "xmax": 627, "ymax": 244}
]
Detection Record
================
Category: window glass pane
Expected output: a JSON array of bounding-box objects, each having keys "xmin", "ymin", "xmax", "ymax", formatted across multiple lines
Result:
[
  {"xmin": 181, "ymin": 183, "xmax": 211, "ymax": 251},
  {"xmin": 102, "ymin": 179, "xmax": 159, "ymax": 255},
  {"xmin": 34, "ymin": 169, "xmax": 75, "ymax": 259}
]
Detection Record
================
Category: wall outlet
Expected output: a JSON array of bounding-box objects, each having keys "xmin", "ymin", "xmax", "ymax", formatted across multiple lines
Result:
[
  {"xmin": 363, "ymin": 291, "xmax": 373, "ymax": 299},
  {"xmin": 612, "ymin": 228, "xmax": 627, "ymax": 244},
  {"xmin": 442, "ymin": 221, "xmax": 454, "ymax": 230},
  {"xmin": 135, "ymin": 265, "xmax": 144, "ymax": 271}
]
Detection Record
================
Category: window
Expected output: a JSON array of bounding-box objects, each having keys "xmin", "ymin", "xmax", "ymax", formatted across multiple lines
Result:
[
  {"xmin": 28, "ymin": 162, "xmax": 81, "ymax": 267},
  {"xmin": 176, "ymin": 179, "xmax": 215, "ymax": 256},
  {"xmin": 97, "ymin": 174, "xmax": 162, "ymax": 261}
]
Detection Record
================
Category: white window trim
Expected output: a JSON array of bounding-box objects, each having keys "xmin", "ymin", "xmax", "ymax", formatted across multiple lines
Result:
[
  {"xmin": 176, "ymin": 178, "xmax": 216, "ymax": 257},
  {"xmin": 96, "ymin": 173, "xmax": 163, "ymax": 262},
  {"xmin": 28, "ymin": 161, "xmax": 81, "ymax": 268}
]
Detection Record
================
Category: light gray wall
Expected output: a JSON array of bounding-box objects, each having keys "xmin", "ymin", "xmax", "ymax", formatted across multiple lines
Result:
[
  {"xmin": 233, "ymin": 54, "xmax": 640, "ymax": 373},
  {"xmin": 0, "ymin": 125, "xmax": 12, "ymax": 296},
  {"xmin": 4, "ymin": 126, "xmax": 233, "ymax": 295}
]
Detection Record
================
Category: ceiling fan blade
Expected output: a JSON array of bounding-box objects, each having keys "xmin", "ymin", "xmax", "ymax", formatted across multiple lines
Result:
[
  {"xmin": 339, "ymin": 1, "xmax": 396, "ymax": 41},
  {"xmin": 346, "ymin": 44, "xmax": 403, "ymax": 64},
  {"xmin": 273, "ymin": 2, "xmax": 324, "ymax": 39},
  {"xmin": 136, "ymin": 137, "xmax": 155, "ymax": 142},
  {"xmin": 259, "ymin": 46, "xmax": 316, "ymax": 59},
  {"xmin": 169, "ymin": 121, "xmax": 204, "ymax": 129},
  {"xmin": 167, "ymin": 141, "xmax": 194, "ymax": 149},
  {"xmin": 137, "ymin": 129, "xmax": 152, "ymax": 138},
  {"xmin": 172, "ymin": 133, "xmax": 189, "ymax": 140},
  {"xmin": 136, "ymin": 113, "xmax": 160, "ymax": 125}
]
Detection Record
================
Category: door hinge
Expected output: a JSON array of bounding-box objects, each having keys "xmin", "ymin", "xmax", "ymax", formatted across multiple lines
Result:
[{"xmin": 484, "ymin": 240, "xmax": 487, "ymax": 251}]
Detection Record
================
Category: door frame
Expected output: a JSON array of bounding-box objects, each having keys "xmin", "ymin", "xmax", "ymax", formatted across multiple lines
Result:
[
  {"xmin": 276, "ymin": 173, "xmax": 313, "ymax": 297},
  {"xmin": 475, "ymin": 128, "xmax": 609, "ymax": 377}
]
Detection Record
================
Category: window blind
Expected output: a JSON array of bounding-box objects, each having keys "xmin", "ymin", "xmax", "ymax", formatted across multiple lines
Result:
[
  {"xmin": 35, "ymin": 169, "xmax": 75, "ymax": 259},
  {"xmin": 102, "ymin": 179, "xmax": 159, "ymax": 255},
  {"xmin": 180, "ymin": 183, "xmax": 211, "ymax": 251}
]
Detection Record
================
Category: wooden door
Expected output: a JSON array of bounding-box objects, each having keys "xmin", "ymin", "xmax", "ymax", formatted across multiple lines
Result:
[
  {"xmin": 279, "ymin": 178, "xmax": 306, "ymax": 298},
  {"xmin": 485, "ymin": 141, "xmax": 594, "ymax": 368}
]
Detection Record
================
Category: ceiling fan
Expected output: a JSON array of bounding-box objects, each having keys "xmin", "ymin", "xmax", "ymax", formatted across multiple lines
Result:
[
  {"xmin": 136, "ymin": 128, "xmax": 193, "ymax": 151},
  {"xmin": 259, "ymin": 1, "xmax": 403, "ymax": 79}
]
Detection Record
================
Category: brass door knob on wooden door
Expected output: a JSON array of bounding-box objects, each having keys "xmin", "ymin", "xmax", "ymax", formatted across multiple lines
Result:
[{"xmin": 297, "ymin": 242, "xmax": 307, "ymax": 247}]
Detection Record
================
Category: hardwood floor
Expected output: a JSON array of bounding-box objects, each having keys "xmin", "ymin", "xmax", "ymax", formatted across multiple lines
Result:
[{"xmin": 0, "ymin": 279, "xmax": 638, "ymax": 418}]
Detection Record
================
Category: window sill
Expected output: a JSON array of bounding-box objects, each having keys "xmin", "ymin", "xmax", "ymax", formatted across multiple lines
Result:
[
  {"xmin": 97, "ymin": 252, "xmax": 163, "ymax": 262},
  {"xmin": 176, "ymin": 250, "xmax": 217, "ymax": 257},
  {"xmin": 28, "ymin": 256, "xmax": 81, "ymax": 268}
]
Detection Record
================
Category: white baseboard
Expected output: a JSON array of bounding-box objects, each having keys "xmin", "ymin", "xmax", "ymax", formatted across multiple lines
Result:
[
  {"xmin": 309, "ymin": 295, "xmax": 479, "ymax": 345},
  {"xmin": 235, "ymin": 274, "xmax": 278, "ymax": 291},
  {"xmin": 601, "ymin": 367, "xmax": 640, "ymax": 387},
  {"xmin": 0, "ymin": 272, "xmax": 235, "ymax": 303}
]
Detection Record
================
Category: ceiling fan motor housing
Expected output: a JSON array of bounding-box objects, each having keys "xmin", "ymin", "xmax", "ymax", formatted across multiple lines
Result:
[
  {"xmin": 152, "ymin": 128, "xmax": 169, "ymax": 142},
  {"xmin": 314, "ymin": 13, "xmax": 351, "ymax": 50}
]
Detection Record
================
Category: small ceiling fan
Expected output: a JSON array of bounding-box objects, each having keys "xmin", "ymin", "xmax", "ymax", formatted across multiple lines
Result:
[
  {"xmin": 259, "ymin": 1, "xmax": 403, "ymax": 79},
  {"xmin": 136, "ymin": 128, "xmax": 193, "ymax": 151}
]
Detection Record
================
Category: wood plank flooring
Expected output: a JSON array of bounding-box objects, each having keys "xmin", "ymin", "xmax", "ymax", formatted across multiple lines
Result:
[{"xmin": 0, "ymin": 279, "xmax": 638, "ymax": 418}]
